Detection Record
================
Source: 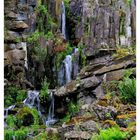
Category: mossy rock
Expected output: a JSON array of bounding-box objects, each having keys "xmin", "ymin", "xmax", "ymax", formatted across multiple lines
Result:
[
  {"xmin": 16, "ymin": 106, "xmax": 41, "ymax": 127},
  {"xmin": 33, "ymin": 131, "xmax": 61, "ymax": 140}
]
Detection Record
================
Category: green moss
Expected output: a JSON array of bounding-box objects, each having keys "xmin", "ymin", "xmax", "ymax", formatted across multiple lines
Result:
[
  {"xmin": 78, "ymin": 43, "xmax": 86, "ymax": 67},
  {"xmin": 16, "ymin": 106, "xmax": 40, "ymax": 127},
  {"xmin": 33, "ymin": 131, "xmax": 61, "ymax": 140},
  {"xmin": 15, "ymin": 37, "xmax": 21, "ymax": 43},
  {"xmin": 119, "ymin": 12, "xmax": 125, "ymax": 36},
  {"xmin": 125, "ymin": 0, "xmax": 131, "ymax": 7}
]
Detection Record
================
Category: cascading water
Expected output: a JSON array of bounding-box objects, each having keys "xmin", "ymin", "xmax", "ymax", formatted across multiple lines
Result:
[
  {"xmin": 46, "ymin": 92, "xmax": 57, "ymax": 126},
  {"xmin": 58, "ymin": 48, "xmax": 79, "ymax": 86},
  {"xmin": 61, "ymin": 1, "xmax": 66, "ymax": 39},
  {"xmin": 4, "ymin": 105, "xmax": 15, "ymax": 119},
  {"xmin": 23, "ymin": 90, "xmax": 41, "ymax": 114},
  {"xmin": 64, "ymin": 55, "xmax": 72, "ymax": 83}
]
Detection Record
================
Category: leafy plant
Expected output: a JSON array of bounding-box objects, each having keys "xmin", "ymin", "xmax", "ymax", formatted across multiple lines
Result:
[
  {"xmin": 60, "ymin": 114, "xmax": 71, "ymax": 123},
  {"xmin": 40, "ymin": 78, "xmax": 49, "ymax": 103},
  {"xmin": 91, "ymin": 126, "xmax": 128, "ymax": 140},
  {"xmin": 131, "ymin": 135, "xmax": 136, "ymax": 140},
  {"xmin": 45, "ymin": 31, "xmax": 54, "ymax": 40},
  {"xmin": 118, "ymin": 70, "xmax": 136, "ymax": 104},
  {"xmin": 27, "ymin": 30, "xmax": 41, "ymax": 43},
  {"xmin": 4, "ymin": 129, "xmax": 14, "ymax": 140},
  {"xmin": 6, "ymin": 115, "xmax": 16, "ymax": 128},
  {"xmin": 14, "ymin": 128, "xmax": 28, "ymax": 140},
  {"xmin": 4, "ymin": 86, "xmax": 27, "ymax": 107},
  {"xmin": 126, "ymin": 0, "xmax": 131, "ymax": 7},
  {"xmin": 78, "ymin": 43, "xmax": 86, "ymax": 67},
  {"xmin": 68, "ymin": 101, "xmax": 79, "ymax": 116},
  {"xmin": 36, "ymin": 5, "xmax": 48, "ymax": 15},
  {"xmin": 56, "ymin": 42, "xmax": 73, "ymax": 69},
  {"xmin": 4, "ymin": 128, "xmax": 29, "ymax": 140}
]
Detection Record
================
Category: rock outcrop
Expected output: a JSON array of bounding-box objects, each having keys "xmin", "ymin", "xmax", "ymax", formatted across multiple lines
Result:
[
  {"xmin": 69, "ymin": 0, "xmax": 136, "ymax": 53},
  {"xmin": 55, "ymin": 54, "xmax": 136, "ymax": 97}
]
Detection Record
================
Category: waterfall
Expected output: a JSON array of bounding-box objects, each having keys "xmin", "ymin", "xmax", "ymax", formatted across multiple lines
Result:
[
  {"xmin": 64, "ymin": 55, "xmax": 72, "ymax": 83},
  {"xmin": 4, "ymin": 105, "xmax": 15, "ymax": 119},
  {"xmin": 23, "ymin": 90, "xmax": 41, "ymax": 114},
  {"xmin": 58, "ymin": 48, "xmax": 79, "ymax": 86},
  {"xmin": 61, "ymin": 1, "xmax": 66, "ymax": 39},
  {"xmin": 46, "ymin": 92, "xmax": 57, "ymax": 126},
  {"xmin": 58, "ymin": 55, "xmax": 72, "ymax": 86}
]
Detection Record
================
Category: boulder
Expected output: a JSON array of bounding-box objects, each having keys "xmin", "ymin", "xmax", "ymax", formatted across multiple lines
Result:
[
  {"xmin": 104, "ymin": 69, "xmax": 124, "ymax": 81},
  {"xmin": 4, "ymin": 49, "xmax": 25, "ymax": 65},
  {"xmin": 89, "ymin": 102, "xmax": 117, "ymax": 121},
  {"xmin": 6, "ymin": 21, "xmax": 28, "ymax": 30},
  {"xmin": 55, "ymin": 80, "xmax": 80, "ymax": 96},
  {"xmin": 4, "ymin": 31, "xmax": 21, "ymax": 43},
  {"xmin": 55, "ymin": 76, "xmax": 100, "ymax": 96},
  {"xmin": 92, "ymin": 85, "xmax": 104, "ymax": 99},
  {"xmin": 79, "ymin": 120, "xmax": 99, "ymax": 133},
  {"xmin": 80, "ymin": 76, "xmax": 101, "ymax": 90},
  {"xmin": 64, "ymin": 131, "xmax": 91, "ymax": 140},
  {"xmin": 6, "ymin": 11, "xmax": 17, "ymax": 19}
]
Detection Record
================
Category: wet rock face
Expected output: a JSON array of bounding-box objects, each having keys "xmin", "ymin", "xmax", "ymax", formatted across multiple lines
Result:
[{"xmin": 70, "ymin": 0, "xmax": 136, "ymax": 56}]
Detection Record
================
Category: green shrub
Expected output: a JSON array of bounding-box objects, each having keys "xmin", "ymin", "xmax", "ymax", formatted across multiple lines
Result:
[
  {"xmin": 131, "ymin": 135, "xmax": 136, "ymax": 140},
  {"xmin": 118, "ymin": 77, "xmax": 136, "ymax": 104},
  {"xmin": 40, "ymin": 78, "xmax": 49, "ymax": 103},
  {"xmin": 4, "ymin": 129, "xmax": 14, "ymax": 140},
  {"xmin": 78, "ymin": 43, "xmax": 86, "ymax": 67},
  {"xmin": 4, "ymin": 128, "xmax": 28, "ymax": 140},
  {"xmin": 91, "ymin": 126, "xmax": 128, "ymax": 140},
  {"xmin": 14, "ymin": 128, "xmax": 28, "ymax": 140},
  {"xmin": 60, "ymin": 114, "xmax": 71, "ymax": 123},
  {"xmin": 36, "ymin": 5, "xmax": 48, "ymax": 15},
  {"xmin": 68, "ymin": 101, "xmax": 79, "ymax": 116},
  {"xmin": 45, "ymin": 31, "xmax": 54, "ymax": 40},
  {"xmin": 4, "ymin": 86, "xmax": 27, "ymax": 107},
  {"xmin": 27, "ymin": 30, "xmax": 41, "ymax": 43},
  {"xmin": 6, "ymin": 115, "xmax": 16, "ymax": 128}
]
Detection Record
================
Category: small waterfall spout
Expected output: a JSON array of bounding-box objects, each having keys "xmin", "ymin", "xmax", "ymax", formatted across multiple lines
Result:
[
  {"xmin": 58, "ymin": 48, "xmax": 79, "ymax": 86},
  {"xmin": 58, "ymin": 55, "xmax": 72, "ymax": 86},
  {"xmin": 61, "ymin": 1, "xmax": 66, "ymax": 39},
  {"xmin": 64, "ymin": 55, "xmax": 72, "ymax": 83},
  {"xmin": 23, "ymin": 90, "xmax": 40, "ymax": 114},
  {"xmin": 4, "ymin": 105, "xmax": 15, "ymax": 119},
  {"xmin": 46, "ymin": 92, "xmax": 57, "ymax": 126}
]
